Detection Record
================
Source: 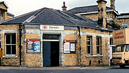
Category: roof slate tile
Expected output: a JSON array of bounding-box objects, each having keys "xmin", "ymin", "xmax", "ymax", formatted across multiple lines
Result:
[
  {"xmin": 67, "ymin": 5, "xmax": 112, "ymax": 14},
  {"xmin": 0, "ymin": 7, "xmax": 113, "ymax": 31}
]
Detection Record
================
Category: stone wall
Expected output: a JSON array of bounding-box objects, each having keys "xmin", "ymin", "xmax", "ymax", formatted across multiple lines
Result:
[
  {"xmin": 0, "ymin": 25, "xmax": 20, "ymax": 66},
  {"xmin": 80, "ymin": 28, "xmax": 111, "ymax": 66},
  {"xmin": 81, "ymin": 12, "xmax": 116, "ymax": 20},
  {"xmin": 62, "ymin": 30, "xmax": 79, "ymax": 66},
  {"xmin": 0, "ymin": 25, "xmax": 112, "ymax": 67},
  {"xmin": 22, "ymin": 28, "xmax": 41, "ymax": 67},
  {"xmin": 114, "ymin": 18, "xmax": 129, "ymax": 26}
]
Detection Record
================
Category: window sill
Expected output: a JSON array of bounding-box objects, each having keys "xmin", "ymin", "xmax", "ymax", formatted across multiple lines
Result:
[
  {"xmin": 3, "ymin": 55, "xmax": 18, "ymax": 58},
  {"xmin": 86, "ymin": 55, "xmax": 103, "ymax": 57}
]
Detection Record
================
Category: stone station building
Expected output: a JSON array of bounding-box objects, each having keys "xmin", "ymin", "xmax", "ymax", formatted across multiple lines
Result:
[
  {"xmin": 0, "ymin": 0, "xmax": 114, "ymax": 67},
  {"xmin": 67, "ymin": 0, "xmax": 129, "ymax": 28}
]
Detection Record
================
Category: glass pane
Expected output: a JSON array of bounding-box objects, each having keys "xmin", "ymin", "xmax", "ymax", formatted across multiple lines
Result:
[
  {"xmin": 112, "ymin": 46, "xmax": 116, "ymax": 53},
  {"xmin": 12, "ymin": 34, "xmax": 16, "ymax": 44},
  {"xmin": 87, "ymin": 46, "xmax": 91, "ymax": 54},
  {"xmin": 6, "ymin": 45, "xmax": 11, "ymax": 54},
  {"xmin": 87, "ymin": 41, "xmax": 90, "ymax": 45},
  {"xmin": 87, "ymin": 36, "xmax": 91, "ymax": 45},
  {"xmin": 116, "ymin": 46, "xmax": 121, "ymax": 52},
  {"xmin": 110, "ymin": 38, "xmax": 113, "ymax": 45},
  {"xmin": 96, "ymin": 37, "xmax": 100, "ymax": 45},
  {"xmin": 121, "ymin": 46, "xmax": 124, "ymax": 52},
  {"xmin": 114, "ymin": 46, "xmax": 124, "ymax": 52},
  {"xmin": 43, "ymin": 34, "xmax": 60, "ymax": 40},
  {"xmin": 12, "ymin": 45, "xmax": 16, "ymax": 54},
  {"xmin": 87, "ymin": 36, "xmax": 90, "ymax": 40},
  {"xmin": 6, "ymin": 34, "xmax": 11, "ymax": 44},
  {"xmin": 97, "ymin": 46, "xmax": 100, "ymax": 54}
]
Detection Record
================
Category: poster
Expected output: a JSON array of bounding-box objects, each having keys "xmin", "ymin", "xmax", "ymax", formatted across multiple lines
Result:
[
  {"xmin": 70, "ymin": 43, "xmax": 75, "ymax": 51},
  {"xmin": 64, "ymin": 42, "xmax": 70, "ymax": 53},
  {"xmin": 27, "ymin": 39, "xmax": 40, "ymax": 53}
]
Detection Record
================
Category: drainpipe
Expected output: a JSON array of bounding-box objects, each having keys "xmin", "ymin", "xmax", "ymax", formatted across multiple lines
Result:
[
  {"xmin": 19, "ymin": 24, "xmax": 22, "ymax": 66},
  {"xmin": 78, "ymin": 26, "xmax": 81, "ymax": 66}
]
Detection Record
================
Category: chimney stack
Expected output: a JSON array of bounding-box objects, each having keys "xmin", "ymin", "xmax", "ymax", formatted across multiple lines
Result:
[
  {"xmin": 110, "ymin": 0, "xmax": 115, "ymax": 9},
  {"xmin": 97, "ymin": 0, "xmax": 107, "ymax": 28},
  {"xmin": 62, "ymin": 2, "xmax": 67, "ymax": 11}
]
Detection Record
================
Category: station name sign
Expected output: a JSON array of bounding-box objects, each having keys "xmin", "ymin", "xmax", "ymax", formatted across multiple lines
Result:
[{"xmin": 40, "ymin": 25, "xmax": 64, "ymax": 30}]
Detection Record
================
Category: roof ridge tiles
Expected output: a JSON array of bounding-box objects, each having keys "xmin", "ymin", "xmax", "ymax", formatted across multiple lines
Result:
[
  {"xmin": 23, "ymin": 8, "xmax": 46, "ymax": 23},
  {"xmin": 47, "ymin": 8, "xmax": 77, "ymax": 25},
  {"xmin": 72, "ymin": 5, "xmax": 98, "ymax": 9},
  {"xmin": 67, "ymin": 5, "xmax": 113, "ymax": 14},
  {"xmin": 70, "ymin": 5, "xmax": 111, "ymax": 9}
]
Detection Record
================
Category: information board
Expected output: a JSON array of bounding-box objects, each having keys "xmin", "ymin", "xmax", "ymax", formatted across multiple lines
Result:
[{"xmin": 27, "ymin": 39, "xmax": 40, "ymax": 53}]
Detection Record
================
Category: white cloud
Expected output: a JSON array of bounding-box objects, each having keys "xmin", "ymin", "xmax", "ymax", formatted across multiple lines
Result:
[{"xmin": 1, "ymin": 0, "xmax": 129, "ymax": 16}]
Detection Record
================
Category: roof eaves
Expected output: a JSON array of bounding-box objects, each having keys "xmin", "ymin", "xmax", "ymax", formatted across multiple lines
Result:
[
  {"xmin": 75, "ymin": 9, "xmax": 118, "ymax": 15},
  {"xmin": 0, "ymin": 23, "xmax": 22, "ymax": 25},
  {"xmin": 120, "ymin": 13, "xmax": 129, "ymax": 15},
  {"xmin": 70, "ymin": 5, "xmax": 98, "ymax": 10},
  {"xmin": 7, "ymin": 12, "xmax": 14, "ymax": 17}
]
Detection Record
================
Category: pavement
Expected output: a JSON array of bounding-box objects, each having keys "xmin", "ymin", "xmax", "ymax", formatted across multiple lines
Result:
[
  {"xmin": 0, "ymin": 66, "xmax": 118, "ymax": 70},
  {"xmin": 0, "ymin": 66, "xmax": 129, "ymax": 73}
]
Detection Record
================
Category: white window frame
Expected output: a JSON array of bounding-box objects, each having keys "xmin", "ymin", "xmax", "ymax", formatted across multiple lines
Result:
[
  {"xmin": 5, "ymin": 33, "xmax": 16, "ymax": 55},
  {"xmin": 96, "ymin": 37, "xmax": 101, "ymax": 55},
  {"xmin": 87, "ymin": 36, "xmax": 92, "ymax": 55},
  {"xmin": 1, "ymin": 30, "xmax": 18, "ymax": 58},
  {"xmin": 2, "ymin": 30, "xmax": 18, "ymax": 58}
]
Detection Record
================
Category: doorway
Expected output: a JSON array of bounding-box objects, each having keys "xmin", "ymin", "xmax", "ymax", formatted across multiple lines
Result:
[{"xmin": 43, "ymin": 41, "xmax": 59, "ymax": 67}]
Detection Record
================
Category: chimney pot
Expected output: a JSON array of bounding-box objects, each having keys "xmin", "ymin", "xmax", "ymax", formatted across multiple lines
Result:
[
  {"xmin": 62, "ymin": 2, "xmax": 67, "ymax": 11},
  {"xmin": 110, "ymin": 0, "xmax": 115, "ymax": 9}
]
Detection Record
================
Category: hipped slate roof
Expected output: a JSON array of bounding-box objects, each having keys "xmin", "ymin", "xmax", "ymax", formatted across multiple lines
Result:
[
  {"xmin": 0, "ymin": 7, "xmax": 113, "ymax": 31},
  {"xmin": 67, "ymin": 5, "xmax": 113, "ymax": 14}
]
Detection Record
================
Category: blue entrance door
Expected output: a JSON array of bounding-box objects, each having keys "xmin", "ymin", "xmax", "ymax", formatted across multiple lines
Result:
[{"xmin": 43, "ymin": 41, "xmax": 51, "ymax": 67}]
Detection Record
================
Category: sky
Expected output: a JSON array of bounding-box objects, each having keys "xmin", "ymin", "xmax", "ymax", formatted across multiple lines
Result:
[{"xmin": 1, "ymin": 0, "xmax": 129, "ymax": 16}]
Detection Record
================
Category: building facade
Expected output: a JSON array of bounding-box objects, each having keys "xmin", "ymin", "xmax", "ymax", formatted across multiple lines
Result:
[
  {"xmin": 0, "ymin": 0, "xmax": 114, "ymax": 67},
  {"xmin": 0, "ymin": 1, "xmax": 14, "ymax": 22},
  {"xmin": 67, "ymin": 0, "xmax": 129, "ymax": 28}
]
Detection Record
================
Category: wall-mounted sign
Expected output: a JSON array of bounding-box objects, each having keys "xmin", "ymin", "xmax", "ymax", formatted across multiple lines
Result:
[
  {"xmin": 64, "ymin": 40, "xmax": 76, "ymax": 53},
  {"xmin": 70, "ymin": 43, "xmax": 75, "ymax": 52},
  {"xmin": 40, "ymin": 25, "xmax": 64, "ymax": 30},
  {"xmin": 64, "ymin": 40, "xmax": 76, "ymax": 43},
  {"xmin": 27, "ymin": 39, "xmax": 40, "ymax": 53},
  {"xmin": 64, "ymin": 42, "xmax": 70, "ymax": 53}
]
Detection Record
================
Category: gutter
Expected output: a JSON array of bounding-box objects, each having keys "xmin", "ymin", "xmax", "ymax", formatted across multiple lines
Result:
[
  {"xmin": 75, "ymin": 9, "xmax": 119, "ymax": 15},
  {"xmin": 78, "ymin": 26, "xmax": 81, "ymax": 66},
  {"xmin": 19, "ymin": 24, "xmax": 22, "ymax": 66}
]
